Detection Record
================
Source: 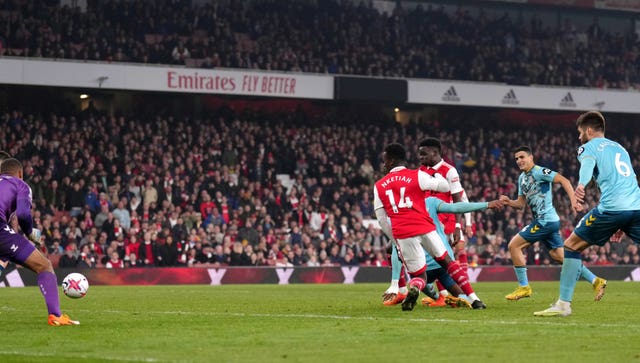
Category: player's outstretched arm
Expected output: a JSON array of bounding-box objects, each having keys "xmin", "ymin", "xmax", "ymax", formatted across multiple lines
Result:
[
  {"xmin": 436, "ymin": 199, "xmax": 504, "ymax": 214},
  {"xmin": 453, "ymin": 189, "xmax": 473, "ymax": 237},
  {"xmin": 554, "ymin": 173, "xmax": 582, "ymax": 213},
  {"xmin": 499, "ymin": 195, "xmax": 525, "ymax": 209}
]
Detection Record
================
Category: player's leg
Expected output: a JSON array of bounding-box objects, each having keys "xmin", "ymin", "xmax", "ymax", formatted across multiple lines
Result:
[
  {"xmin": 422, "ymin": 233, "xmax": 456, "ymax": 306},
  {"xmin": 545, "ymin": 222, "xmax": 601, "ymax": 289},
  {"xmin": 422, "ymin": 278, "xmax": 448, "ymax": 307},
  {"xmin": 505, "ymin": 233, "xmax": 533, "ymax": 300},
  {"xmin": 454, "ymin": 237, "xmax": 468, "ymax": 272},
  {"xmin": 427, "ymin": 282, "xmax": 448, "ymax": 307},
  {"xmin": 534, "ymin": 209, "xmax": 615, "ymax": 316},
  {"xmin": 13, "ymin": 233, "xmax": 79, "ymax": 326},
  {"xmin": 534, "ymin": 232, "xmax": 589, "ymax": 317},
  {"xmin": 421, "ymin": 231, "xmax": 486, "ymax": 309},
  {"xmin": 451, "ymin": 229, "xmax": 472, "ymax": 289},
  {"xmin": 432, "ymin": 267, "xmax": 471, "ymax": 308},
  {"xmin": 435, "ymin": 279, "xmax": 449, "ymax": 298},
  {"xmin": 548, "ymin": 246, "xmax": 605, "ymax": 300},
  {"xmin": 382, "ymin": 243, "xmax": 408, "ymax": 306},
  {"xmin": 395, "ymin": 236, "xmax": 428, "ymax": 311},
  {"xmin": 450, "ymin": 229, "xmax": 478, "ymax": 305}
]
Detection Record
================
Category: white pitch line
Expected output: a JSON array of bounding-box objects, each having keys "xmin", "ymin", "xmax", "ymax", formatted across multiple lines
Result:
[
  {"xmin": 0, "ymin": 349, "xmax": 159, "ymax": 362},
  {"xmin": 91, "ymin": 309, "xmax": 640, "ymax": 329},
  {"xmin": 4, "ymin": 305, "xmax": 640, "ymax": 329}
]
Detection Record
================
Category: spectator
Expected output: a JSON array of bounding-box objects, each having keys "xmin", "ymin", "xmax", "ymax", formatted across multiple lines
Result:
[
  {"xmin": 228, "ymin": 242, "xmax": 250, "ymax": 266},
  {"xmin": 105, "ymin": 251, "xmax": 125, "ymax": 269},
  {"xmin": 94, "ymin": 204, "xmax": 110, "ymax": 229},
  {"xmin": 59, "ymin": 243, "xmax": 79, "ymax": 268},
  {"xmin": 340, "ymin": 249, "xmax": 359, "ymax": 266},
  {"xmin": 0, "ymin": 101, "xmax": 637, "ymax": 270},
  {"xmin": 78, "ymin": 244, "xmax": 97, "ymax": 269},
  {"xmin": 138, "ymin": 232, "xmax": 157, "ymax": 266},
  {"xmin": 157, "ymin": 236, "xmax": 179, "ymax": 266},
  {"xmin": 237, "ymin": 220, "xmax": 260, "ymax": 247},
  {"xmin": 66, "ymin": 181, "xmax": 86, "ymax": 217},
  {"xmin": 48, "ymin": 239, "xmax": 64, "ymax": 255},
  {"xmin": 171, "ymin": 41, "xmax": 190, "ymax": 64},
  {"xmin": 142, "ymin": 180, "xmax": 158, "ymax": 209},
  {"xmin": 112, "ymin": 200, "xmax": 131, "ymax": 231}
]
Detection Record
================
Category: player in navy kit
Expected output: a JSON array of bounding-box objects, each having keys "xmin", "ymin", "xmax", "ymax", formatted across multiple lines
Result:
[
  {"xmin": 500, "ymin": 146, "xmax": 605, "ymax": 301},
  {"xmin": 535, "ymin": 111, "xmax": 640, "ymax": 317},
  {"xmin": 0, "ymin": 158, "xmax": 79, "ymax": 325}
]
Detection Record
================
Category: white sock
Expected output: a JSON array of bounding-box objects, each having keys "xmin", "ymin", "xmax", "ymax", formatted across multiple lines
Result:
[
  {"xmin": 468, "ymin": 293, "xmax": 480, "ymax": 301},
  {"xmin": 390, "ymin": 279, "xmax": 399, "ymax": 289},
  {"xmin": 385, "ymin": 280, "xmax": 400, "ymax": 294}
]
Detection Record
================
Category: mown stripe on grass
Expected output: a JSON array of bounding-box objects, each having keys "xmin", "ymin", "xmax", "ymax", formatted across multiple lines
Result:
[
  {"xmin": 4, "ymin": 305, "xmax": 639, "ymax": 329},
  {"xmin": 0, "ymin": 350, "xmax": 158, "ymax": 362},
  {"xmin": 94, "ymin": 309, "xmax": 640, "ymax": 329}
]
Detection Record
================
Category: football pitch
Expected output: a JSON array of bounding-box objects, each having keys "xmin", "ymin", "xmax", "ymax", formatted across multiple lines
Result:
[{"xmin": 1, "ymin": 281, "xmax": 639, "ymax": 363}]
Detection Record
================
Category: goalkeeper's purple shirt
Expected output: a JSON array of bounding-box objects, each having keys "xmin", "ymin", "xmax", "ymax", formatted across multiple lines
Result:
[
  {"xmin": 0, "ymin": 174, "xmax": 37, "ymax": 264},
  {"xmin": 0, "ymin": 174, "xmax": 33, "ymax": 235}
]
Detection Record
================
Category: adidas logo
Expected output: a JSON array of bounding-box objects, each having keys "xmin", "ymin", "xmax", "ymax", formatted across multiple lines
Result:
[
  {"xmin": 442, "ymin": 86, "xmax": 460, "ymax": 102},
  {"xmin": 559, "ymin": 92, "xmax": 576, "ymax": 108},
  {"xmin": 502, "ymin": 89, "xmax": 519, "ymax": 105}
]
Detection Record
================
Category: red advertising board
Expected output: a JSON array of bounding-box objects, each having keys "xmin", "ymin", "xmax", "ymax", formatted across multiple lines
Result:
[{"xmin": 1, "ymin": 266, "xmax": 639, "ymax": 287}]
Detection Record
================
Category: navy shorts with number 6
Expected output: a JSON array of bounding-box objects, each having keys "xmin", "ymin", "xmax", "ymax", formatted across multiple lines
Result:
[{"xmin": 574, "ymin": 208, "xmax": 640, "ymax": 246}]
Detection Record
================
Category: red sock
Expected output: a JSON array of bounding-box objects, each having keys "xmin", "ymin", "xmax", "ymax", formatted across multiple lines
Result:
[
  {"xmin": 458, "ymin": 251, "xmax": 469, "ymax": 271},
  {"xmin": 408, "ymin": 277, "xmax": 426, "ymax": 291},
  {"xmin": 398, "ymin": 266, "xmax": 407, "ymax": 288},
  {"xmin": 435, "ymin": 280, "xmax": 445, "ymax": 292},
  {"xmin": 446, "ymin": 260, "xmax": 474, "ymax": 296}
]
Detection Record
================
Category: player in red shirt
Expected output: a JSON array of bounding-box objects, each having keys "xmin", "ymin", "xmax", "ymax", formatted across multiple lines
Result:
[
  {"xmin": 418, "ymin": 137, "xmax": 476, "ymax": 304},
  {"xmin": 374, "ymin": 143, "xmax": 485, "ymax": 310},
  {"xmin": 381, "ymin": 140, "xmax": 489, "ymax": 309}
]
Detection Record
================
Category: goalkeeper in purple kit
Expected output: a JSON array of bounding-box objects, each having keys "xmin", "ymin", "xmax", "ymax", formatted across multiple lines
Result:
[{"xmin": 0, "ymin": 158, "xmax": 79, "ymax": 326}]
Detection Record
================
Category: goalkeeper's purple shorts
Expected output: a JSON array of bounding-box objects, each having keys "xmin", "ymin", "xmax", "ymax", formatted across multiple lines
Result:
[{"xmin": 0, "ymin": 223, "xmax": 37, "ymax": 264}]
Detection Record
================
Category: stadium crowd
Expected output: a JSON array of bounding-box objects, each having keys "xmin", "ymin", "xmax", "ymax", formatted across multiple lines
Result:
[
  {"xmin": 0, "ymin": 0, "xmax": 639, "ymax": 89},
  {"xmin": 1, "ymin": 105, "xmax": 638, "ymax": 270}
]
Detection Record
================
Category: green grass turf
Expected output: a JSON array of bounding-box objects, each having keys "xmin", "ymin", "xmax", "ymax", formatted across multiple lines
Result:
[{"xmin": 1, "ymin": 281, "xmax": 639, "ymax": 363}]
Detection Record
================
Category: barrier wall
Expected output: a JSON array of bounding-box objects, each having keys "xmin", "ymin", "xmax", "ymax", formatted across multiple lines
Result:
[
  {"xmin": 2, "ymin": 266, "xmax": 640, "ymax": 287},
  {"xmin": 4, "ymin": 58, "xmax": 640, "ymax": 113}
]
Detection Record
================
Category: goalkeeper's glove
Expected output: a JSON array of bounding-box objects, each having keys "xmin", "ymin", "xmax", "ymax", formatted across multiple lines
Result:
[{"xmin": 29, "ymin": 228, "xmax": 42, "ymax": 246}]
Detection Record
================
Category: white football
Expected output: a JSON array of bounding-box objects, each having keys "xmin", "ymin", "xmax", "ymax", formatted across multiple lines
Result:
[{"xmin": 62, "ymin": 273, "xmax": 89, "ymax": 299}]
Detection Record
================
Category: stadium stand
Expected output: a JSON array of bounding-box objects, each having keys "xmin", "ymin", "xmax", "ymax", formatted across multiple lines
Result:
[
  {"xmin": 0, "ymin": 103, "xmax": 637, "ymax": 269},
  {"xmin": 0, "ymin": 0, "xmax": 638, "ymax": 269},
  {"xmin": 0, "ymin": 0, "xmax": 639, "ymax": 89}
]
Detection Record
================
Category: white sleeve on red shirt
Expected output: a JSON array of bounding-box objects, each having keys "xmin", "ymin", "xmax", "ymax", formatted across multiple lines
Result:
[
  {"xmin": 373, "ymin": 187, "xmax": 384, "ymax": 210},
  {"xmin": 460, "ymin": 189, "xmax": 472, "ymax": 226},
  {"xmin": 418, "ymin": 170, "xmax": 450, "ymax": 193},
  {"xmin": 373, "ymin": 188, "xmax": 393, "ymax": 238},
  {"xmin": 446, "ymin": 167, "xmax": 464, "ymax": 195},
  {"xmin": 374, "ymin": 208, "xmax": 393, "ymax": 240}
]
